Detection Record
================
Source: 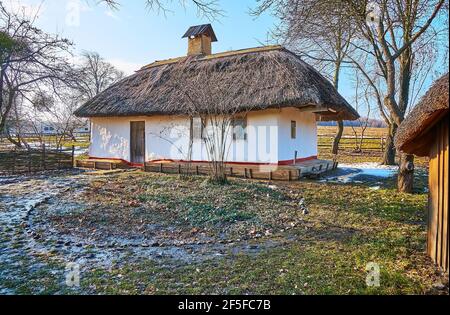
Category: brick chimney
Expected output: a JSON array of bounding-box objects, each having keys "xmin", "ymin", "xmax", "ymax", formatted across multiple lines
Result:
[{"xmin": 182, "ymin": 24, "xmax": 218, "ymax": 56}]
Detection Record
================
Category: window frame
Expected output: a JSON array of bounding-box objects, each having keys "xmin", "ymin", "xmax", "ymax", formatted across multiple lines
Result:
[
  {"xmin": 232, "ymin": 116, "xmax": 248, "ymax": 141},
  {"xmin": 291, "ymin": 120, "xmax": 297, "ymax": 139},
  {"xmin": 191, "ymin": 117, "xmax": 205, "ymax": 140}
]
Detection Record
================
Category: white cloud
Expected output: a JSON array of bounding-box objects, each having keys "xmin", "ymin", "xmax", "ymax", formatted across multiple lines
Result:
[
  {"xmin": 107, "ymin": 58, "xmax": 143, "ymax": 75},
  {"xmin": 3, "ymin": 0, "xmax": 45, "ymax": 19},
  {"xmin": 104, "ymin": 9, "xmax": 120, "ymax": 21},
  {"xmin": 69, "ymin": 55, "xmax": 142, "ymax": 75}
]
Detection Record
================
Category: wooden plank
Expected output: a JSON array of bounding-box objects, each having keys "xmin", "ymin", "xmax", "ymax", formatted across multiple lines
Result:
[
  {"xmin": 143, "ymin": 160, "xmax": 333, "ymax": 182},
  {"xmin": 436, "ymin": 122, "xmax": 443, "ymax": 267},
  {"xmin": 428, "ymin": 134, "xmax": 439, "ymax": 264},
  {"xmin": 438, "ymin": 120, "xmax": 448, "ymax": 271},
  {"xmin": 130, "ymin": 121, "xmax": 145, "ymax": 164}
]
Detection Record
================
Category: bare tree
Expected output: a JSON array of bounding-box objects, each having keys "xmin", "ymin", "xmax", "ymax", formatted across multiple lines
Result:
[
  {"xmin": 0, "ymin": 3, "xmax": 73, "ymax": 147},
  {"xmin": 350, "ymin": 71, "xmax": 373, "ymax": 153},
  {"xmin": 343, "ymin": 0, "xmax": 447, "ymax": 192},
  {"xmin": 252, "ymin": 0, "xmax": 356, "ymax": 157},
  {"xmin": 74, "ymin": 51, "xmax": 124, "ymax": 100},
  {"xmin": 45, "ymin": 51, "xmax": 125, "ymax": 149},
  {"xmin": 99, "ymin": 0, "xmax": 224, "ymax": 20},
  {"xmin": 255, "ymin": 0, "xmax": 448, "ymax": 192}
]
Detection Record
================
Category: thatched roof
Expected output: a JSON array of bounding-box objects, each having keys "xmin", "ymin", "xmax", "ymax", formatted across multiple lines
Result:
[
  {"xmin": 74, "ymin": 46, "xmax": 359, "ymax": 121},
  {"xmin": 395, "ymin": 73, "xmax": 449, "ymax": 156}
]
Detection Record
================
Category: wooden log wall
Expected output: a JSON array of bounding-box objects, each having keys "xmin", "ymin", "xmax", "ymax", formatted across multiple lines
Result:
[
  {"xmin": 428, "ymin": 118, "xmax": 449, "ymax": 272},
  {"xmin": 144, "ymin": 162, "xmax": 302, "ymax": 181},
  {"xmin": 75, "ymin": 160, "xmax": 118, "ymax": 171}
]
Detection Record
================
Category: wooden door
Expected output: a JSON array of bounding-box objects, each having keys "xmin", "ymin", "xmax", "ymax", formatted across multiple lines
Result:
[{"xmin": 130, "ymin": 121, "xmax": 145, "ymax": 164}]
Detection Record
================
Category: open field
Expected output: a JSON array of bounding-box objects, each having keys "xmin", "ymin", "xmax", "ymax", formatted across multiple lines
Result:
[
  {"xmin": 0, "ymin": 134, "xmax": 90, "ymax": 151},
  {"xmin": 317, "ymin": 126, "xmax": 429, "ymax": 167},
  {"xmin": 319, "ymin": 126, "xmax": 389, "ymax": 138},
  {"xmin": 0, "ymin": 170, "xmax": 447, "ymax": 295}
]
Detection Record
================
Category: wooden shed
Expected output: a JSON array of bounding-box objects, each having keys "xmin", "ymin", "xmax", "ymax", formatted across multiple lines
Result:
[{"xmin": 395, "ymin": 73, "xmax": 449, "ymax": 272}]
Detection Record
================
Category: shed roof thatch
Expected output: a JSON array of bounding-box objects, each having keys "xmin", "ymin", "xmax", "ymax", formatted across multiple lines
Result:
[
  {"xmin": 395, "ymin": 73, "xmax": 449, "ymax": 156},
  {"xmin": 74, "ymin": 46, "xmax": 359, "ymax": 121}
]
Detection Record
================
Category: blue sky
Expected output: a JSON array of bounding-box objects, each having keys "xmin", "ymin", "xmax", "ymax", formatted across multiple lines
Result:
[
  {"xmin": 3, "ymin": 0, "xmax": 448, "ymax": 119},
  {"xmin": 6, "ymin": 0, "xmax": 276, "ymax": 73}
]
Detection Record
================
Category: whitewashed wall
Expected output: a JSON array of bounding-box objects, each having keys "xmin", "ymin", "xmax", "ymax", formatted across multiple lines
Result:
[
  {"xmin": 277, "ymin": 108, "xmax": 318, "ymax": 162},
  {"xmin": 89, "ymin": 107, "xmax": 317, "ymax": 164},
  {"xmin": 90, "ymin": 117, "xmax": 132, "ymax": 161}
]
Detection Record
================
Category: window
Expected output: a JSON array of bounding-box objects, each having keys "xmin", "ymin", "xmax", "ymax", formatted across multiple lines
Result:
[
  {"xmin": 191, "ymin": 117, "xmax": 204, "ymax": 140},
  {"xmin": 232, "ymin": 116, "xmax": 247, "ymax": 141},
  {"xmin": 291, "ymin": 121, "xmax": 297, "ymax": 139}
]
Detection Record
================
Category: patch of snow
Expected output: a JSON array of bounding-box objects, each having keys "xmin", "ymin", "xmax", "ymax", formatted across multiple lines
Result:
[
  {"xmin": 339, "ymin": 162, "xmax": 398, "ymax": 171},
  {"xmin": 322, "ymin": 162, "xmax": 398, "ymax": 184}
]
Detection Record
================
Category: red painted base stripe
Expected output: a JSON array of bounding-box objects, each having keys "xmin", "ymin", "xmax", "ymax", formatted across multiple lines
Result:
[
  {"xmin": 88, "ymin": 157, "xmax": 144, "ymax": 167},
  {"xmin": 148, "ymin": 156, "xmax": 318, "ymax": 166},
  {"xmin": 88, "ymin": 156, "xmax": 318, "ymax": 168}
]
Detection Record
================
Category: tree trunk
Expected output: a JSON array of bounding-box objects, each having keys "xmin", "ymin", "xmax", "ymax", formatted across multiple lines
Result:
[
  {"xmin": 332, "ymin": 120, "xmax": 344, "ymax": 155},
  {"xmin": 398, "ymin": 153, "xmax": 414, "ymax": 193},
  {"xmin": 382, "ymin": 122, "xmax": 397, "ymax": 165}
]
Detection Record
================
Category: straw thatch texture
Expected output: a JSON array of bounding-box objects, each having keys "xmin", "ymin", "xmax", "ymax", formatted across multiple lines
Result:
[
  {"xmin": 395, "ymin": 73, "xmax": 449, "ymax": 155},
  {"xmin": 74, "ymin": 46, "xmax": 359, "ymax": 121}
]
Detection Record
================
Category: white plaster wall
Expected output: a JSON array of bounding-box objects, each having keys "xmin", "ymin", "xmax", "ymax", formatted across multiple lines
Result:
[
  {"xmin": 277, "ymin": 108, "xmax": 318, "ymax": 162},
  {"xmin": 89, "ymin": 107, "xmax": 317, "ymax": 164},
  {"xmin": 90, "ymin": 117, "xmax": 132, "ymax": 161},
  {"xmin": 241, "ymin": 109, "xmax": 279, "ymax": 164},
  {"xmin": 145, "ymin": 116, "xmax": 192, "ymax": 161}
]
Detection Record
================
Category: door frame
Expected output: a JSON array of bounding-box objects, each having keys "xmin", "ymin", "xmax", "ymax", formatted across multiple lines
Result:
[{"xmin": 130, "ymin": 121, "xmax": 146, "ymax": 164}]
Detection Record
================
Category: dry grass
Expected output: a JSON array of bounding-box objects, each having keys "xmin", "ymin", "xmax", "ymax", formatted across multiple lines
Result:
[
  {"xmin": 73, "ymin": 171, "xmax": 446, "ymax": 295},
  {"xmin": 318, "ymin": 126, "xmax": 429, "ymax": 167}
]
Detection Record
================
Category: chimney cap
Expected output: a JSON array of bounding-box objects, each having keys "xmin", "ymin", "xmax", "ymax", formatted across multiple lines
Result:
[{"xmin": 182, "ymin": 24, "xmax": 218, "ymax": 42}]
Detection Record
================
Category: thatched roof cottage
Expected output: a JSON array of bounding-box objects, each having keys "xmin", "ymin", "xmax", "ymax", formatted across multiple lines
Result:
[
  {"xmin": 75, "ymin": 24, "xmax": 358, "ymax": 168},
  {"xmin": 395, "ymin": 73, "xmax": 449, "ymax": 272}
]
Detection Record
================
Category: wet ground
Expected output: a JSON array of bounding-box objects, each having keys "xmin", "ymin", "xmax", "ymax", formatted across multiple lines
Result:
[
  {"xmin": 322, "ymin": 162, "xmax": 398, "ymax": 184},
  {"xmin": 0, "ymin": 165, "xmax": 440, "ymax": 295},
  {"xmin": 0, "ymin": 170, "xmax": 291, "ymax": 294}
]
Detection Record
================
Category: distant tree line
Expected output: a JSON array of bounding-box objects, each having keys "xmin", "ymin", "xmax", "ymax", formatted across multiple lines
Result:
[{"xmin": 319, "ymin": 118, "xmax": 387, "ymax": 128}]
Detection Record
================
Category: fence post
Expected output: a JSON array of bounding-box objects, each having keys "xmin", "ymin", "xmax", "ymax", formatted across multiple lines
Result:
[
  {"xmin": 42, "ymin": 144, "xmax": 46, "ymax": 171},
  {"xmin": 57, "ymin": 147, "xmax": 61, "ymax": 170},
  {"xmin": 28, "ymin": 148, "xmax": 32, "ymax": 174},
  {"xmin": 12, "ymin": 147, "xmax": 17, "ymax": 175},
  {"xmin": 71, "ymin": 145, "xmax": 75, "ymax": 168}
]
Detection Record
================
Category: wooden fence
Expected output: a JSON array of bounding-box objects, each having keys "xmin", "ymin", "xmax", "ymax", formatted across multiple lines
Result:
[
  {"xmin": 317, "ymin": 135, "xmax": 387, "ymax": 152},
  {"xmin": 0, "ymin": 145, "xmax": 74, "ymax": 175}
]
